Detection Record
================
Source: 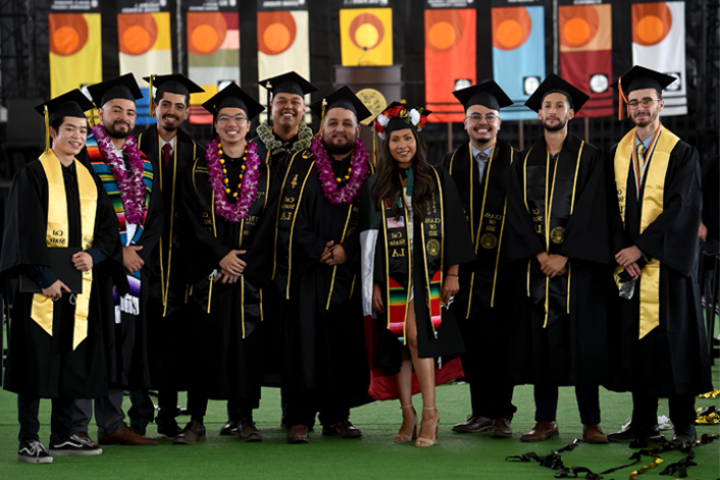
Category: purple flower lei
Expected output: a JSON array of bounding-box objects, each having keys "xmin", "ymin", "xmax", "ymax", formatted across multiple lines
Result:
[
  {"xmin": 310, "ymin": 135, "xmax": 370, "ymax": 205},
  {"xmin": 91, "ymin": 124, "xmax": 147, "ymax": 225},
  {"xmin": 205, "ymin": 137, "xmax": 262, "ymax": 222}
]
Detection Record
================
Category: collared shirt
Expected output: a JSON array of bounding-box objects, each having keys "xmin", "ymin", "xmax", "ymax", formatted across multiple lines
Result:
[
  {"xmin": 471, "ymin": 144, "xmax": 494, "ymax": 183},
  {"xmin": 160, "ymin": 136, "xmax": 176, "ymax": 156}
]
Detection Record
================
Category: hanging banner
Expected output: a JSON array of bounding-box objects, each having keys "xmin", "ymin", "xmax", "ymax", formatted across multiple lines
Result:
[
  {"xmin": 424, "ymin": 7, "xmax": 476, "ymax": 123},
  {"xmin": 491, "ymin": 2, "xmax": 546, "ymax": 121},
  {"xmin": 339, "ymin": 7, "xmax": 393, "ymax": 66},
  {"xmin": 558, "ymin": 3, "xmax": 613, "ymax": 118},
  {"xmin": 49, "ymin": 1, "xmax": 102, "ymax": 99},
  {"xmin": 117, "ymin": 0, "xmax": 172, "ymax": 126},
  {"xmin": 186, "ymin": 0, "xmax": 241, "ymax": 124},
  {"xmin": 631, "ymin": 1, "xmax": 686, "ymax": 116},
  {"xmin": 257, "ymin": 0, "xmax": 310, "ymax": 123}
]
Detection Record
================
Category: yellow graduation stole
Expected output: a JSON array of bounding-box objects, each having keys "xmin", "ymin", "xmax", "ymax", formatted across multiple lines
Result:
[
  {"xmin": 31, "ymin": 151, "xmax": 97, "ymax": 350},
  {"xmin": 614, "ymin": 126, "xmax": 679, "ymax": 339}
]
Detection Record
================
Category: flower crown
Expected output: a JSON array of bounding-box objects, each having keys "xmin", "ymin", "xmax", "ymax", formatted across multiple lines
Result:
[{"xmin": 373, "ymin": 104, "xmax": 428, "ymax": 140}]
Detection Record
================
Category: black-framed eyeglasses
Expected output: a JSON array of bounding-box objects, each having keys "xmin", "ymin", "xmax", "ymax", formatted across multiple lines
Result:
[{"xmin": 627, "ymin": 98, "xmax": 661, "ymax": 109}]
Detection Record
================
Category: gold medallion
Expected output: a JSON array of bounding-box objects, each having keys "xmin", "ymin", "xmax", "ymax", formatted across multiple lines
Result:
[
  {"xmin": 480, "ymin": 233, "xmax": 497, "ymax": 250},
  {"xmin": 550, "ymin": 226, "xmax": 566, "ymax": 244},
  {"xmin": 426, "ymin": 239, "xmax": 440, "ymax": 256}
]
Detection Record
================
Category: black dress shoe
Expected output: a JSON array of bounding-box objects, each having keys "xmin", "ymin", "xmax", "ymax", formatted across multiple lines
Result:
[
  {"xmin": 608, "ymin": 422, "xmax": 663, "ymax": 443},
  {"xmin": 130, "ymin": 424, "xmax": 146, "ymax": 436},
  {"xmin": 157, "ymin": 423, "xmax": 184, "ymax": 440},
  {"xmin": 219, "ymin": 420, "xmax": 240, "ymax": 436},
  {"xmin": 671, "ymin": 424, "xmax": 696, "ymax": 445}
]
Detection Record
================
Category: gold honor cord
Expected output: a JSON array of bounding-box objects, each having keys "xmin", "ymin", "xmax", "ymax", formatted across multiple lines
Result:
[
  {"xmin": 325, "ymin": 203, "xmax": 354, "ymax": 311},
  {"xmin": 614, "ymin": 127, "xmax": 678, "ymax": 339},
  {"xmin": 32, "ymin": 152, "xmax": 97, "ymax": 350}
]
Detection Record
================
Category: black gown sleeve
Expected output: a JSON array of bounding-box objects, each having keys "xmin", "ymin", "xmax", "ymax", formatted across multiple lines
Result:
[
  {"xmin": 634, "ymin": 144, "xmax": 702, "ymax": 276},
  {"xmin": 502, "ymin": 154, "xmax": 546, "ymax": 263},
  {"xmin": 605, "ymin": 144, "xmax": 628, "ymax": 259},
  {"xmin": 556, "ymin": 148, "xmax": 612, "ymax": 265}
]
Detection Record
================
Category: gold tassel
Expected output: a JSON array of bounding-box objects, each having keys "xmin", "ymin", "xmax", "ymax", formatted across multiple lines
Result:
[
  {"xmin": 319, "ymin": 98, "xmax": 327, "ymax": 130},
  {"xmin": 372, "ymin": 124, "xmax": 377, "ymax": 166},
  {"xmin": 149, "ymin": 74, "xmax": 156, "ymax": 119},
  {"xmin": 43, "ymin": 105, "xmax": 51, "ymax": 153}
]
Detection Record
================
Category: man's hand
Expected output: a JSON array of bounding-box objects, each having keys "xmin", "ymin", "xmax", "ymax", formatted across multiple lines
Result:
[
  {"xmin": 213, "ymin": 268, "xmax": 240, "ymax": 284},
  {"xmin": 541, "ymin": 254, "xmax": 568, "ymax": 278},
  {"xmin": 699, "ymin": 221, "xmax": 707, "ymax": 241},
  {"xmin": 320, "ymin": 240, "xmax": 335, "ymax": 263},
  {"xmin": 72, "ymin": 251, "xmax": 94, "ymax": 271},
  {"xmin": 42, "ymin": 279, "xmax": 71, "ymax": 299},
  {"xmin": 323, "ymin": 244, "xmax": 347, "ymax": 266},
  {"xmin": 625, "ymin": 262, "xmax": 643, "ymax": 278},
  {"xmin": 615, "ymin": 245, "xmax": 642, "ymax": 268},
  {"xmin": 536, "ymin": 251, "xmax": 550, "ymax": 268},
  {"xmin": 122, "ymin": 245, "xmax": 144, "ymax": 275},
  {"xmin": 372, "ymin": 283, "xmax": 385, "ymax": 313},
  {"xmin": 219, "ymin": 250, "xmax": 247, "ymax": 276}
]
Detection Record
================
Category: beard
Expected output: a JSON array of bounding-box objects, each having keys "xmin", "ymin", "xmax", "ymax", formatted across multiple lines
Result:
[
  {"xmin": 104, "ymin": 120, "xmax": 132, "ymax": 139},
  {"xmin": 542, "ymin": 115, "xmax": 567, "ymax": 132},
  {"xmin": 323, "ymin": 134, "xmax": 356, "ymax": 156},
  {"xmin": 161, "ymin": 116, "xmax": 179, "ymax": 131},
  {"xmin": 631, "ymin": 110, "xmax": 658, "ymax": 127}
]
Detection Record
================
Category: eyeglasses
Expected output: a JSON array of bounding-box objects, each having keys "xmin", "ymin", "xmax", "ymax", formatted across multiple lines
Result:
[
  {"xmin": 216, "ymin": 114, "xmax": 248, "ymax": 125},
  {"xmin": 465, "ymin": 113, "xmax": 498, "ymax": 123},
  {"xmin": 627, "ymin": 98, "xmax": 661, "ymax": 109}
]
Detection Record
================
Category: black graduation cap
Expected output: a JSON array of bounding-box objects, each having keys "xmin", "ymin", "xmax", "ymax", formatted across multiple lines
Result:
[
  {"xmin": 143, "ymin": 73, "xmax": 205, "ymax": 103},
  {"xmin": 612, "ymin": 65, "xmax": 676, "ymax": 95},
  {"xmin": 86, "ymin": 73, "xmax": 144, "ymax": 108},
  {"xmin": 259, "ymin": 71, "xmax": 317, "ymax": 100},
  {"xmin": 453, "ymin": 80, "xmax": 513, "ymax": 111},
  {"xmin": 309, "ymin": 86, "xmax": 373, "ymax": 123},
  {"xmin": 201, "ymin": 82, "xmax": 265, "ymax": 120},
  {"xmin": 34, "ymin": 89, "xmax": 95, "ymax": 125},
  {"xmin": 524, "ymin": 73, "xmax": 589, "ymax": 113}
]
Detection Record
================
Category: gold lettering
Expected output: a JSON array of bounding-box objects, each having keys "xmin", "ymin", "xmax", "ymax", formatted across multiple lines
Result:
[
  {"xmin": 281, "ymin": 203, "xmax": 296, "ymax": 210},
  {"xmin": 532, "ymin": 216, "xmax": 542, "ymax": 222},
  {"xmin": 488, "ymin": 219, "xmax": 497, "ymax": 225},
  {"xmin": 534, "ymin": 225, "xmax": 542, "ymax": 233},
  {"xmin": 389, "ymin": 240, "xmax": 406, "ymax": 247},
  {"xmin": 290, "ymin": 174, "xmax": 298, "ymax": 189},
  {"xmin": 391, "ymin": 232, "xmax": 402, "ymax": 239},
  {"xmin": 532, "ymin": 209, "xmax": 540, "ymax": 215},
  {"xmin": 428, "ymin": 230, "xmax": 439, "ymax": 237},
  {"xmin": 391, "ymin": 249, "xmax": 405, "ymax": 257},
  {"xmin": 284, "ymin": 196, "xmax": 295, "ymax": 204},
  {"xmin": 484, "ymin": 213, "xmax": 502, "ymax": 220},
  {"xmin": 486, "ymin": 226, "xmax": 497, "ymax": 232},
  {"xmin": 424, "ymin": 218, "xmax": 441, "ymax": 224},
  {"xmin": 280, "ymin": 212, "xmax": 292, "ymax": 221}
]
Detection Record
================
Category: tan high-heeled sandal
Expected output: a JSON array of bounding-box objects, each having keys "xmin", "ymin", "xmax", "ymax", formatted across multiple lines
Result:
[
  {"xmin": 416, "ymin": 407, "xmax": 439, "ymax": 447},
  {"xmin": 394, "ymin": 405, "xmax": 418, "ymax": 443}
]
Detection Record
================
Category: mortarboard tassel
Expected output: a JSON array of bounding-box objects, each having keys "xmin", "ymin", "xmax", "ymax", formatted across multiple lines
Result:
[
  {"xmin": 617, "ymin": 75, "xmax": 630, "ymax": 121},
  {"xmin": 149, "ymin": 74, "xmax": 156, "ymax": 119},
  {"xmin": 43, "ymin": 105, "xmax": 51, "ymax": 153}
]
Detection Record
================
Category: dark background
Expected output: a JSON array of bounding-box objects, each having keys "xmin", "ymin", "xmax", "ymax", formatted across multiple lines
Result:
[{"xmin": 0, "ymin": 0, "xmax": 717, "ymax": 179}]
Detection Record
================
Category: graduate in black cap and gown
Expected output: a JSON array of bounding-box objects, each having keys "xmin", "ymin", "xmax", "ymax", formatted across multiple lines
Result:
[
  {"xmin": 129, "ymin": 73, "xmax": 206, "ymax": 438},
  {"xmin": 253, "ymin": 71, "xmax": 317, "ymax": 169},
  {"xmin": 503, "ymin": 74, "xmax": 613, "ymax": 443},
  {"xmin": 439, "ymin": 81, "xmax": 519, "ymax": 438},
  {"xmin": 173, "ymin": 83, "xmax": 280, "ymax": 444},
  {"xmin": 1, "ymin": 90, "xmax": 122, "ymax": 462},
  {"xmin": 605, "ymin": 66, "xmax": 713, "ymax": 445},
  {"xmin": 71, "ymin": 74, "xmax": 163, "ymax": 446},
  {"xmin": 259, "ymin": 86, "xmax": 373, "ymax": 444},
  {"xmin": 361, "ymin": 102, "xmax": 476, "ymax": 447}
]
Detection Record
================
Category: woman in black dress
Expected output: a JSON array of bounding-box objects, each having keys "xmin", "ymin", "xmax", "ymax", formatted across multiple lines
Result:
[{"xmin": 363, "ymin": 103, "xmax": 475, "ymax": 446}]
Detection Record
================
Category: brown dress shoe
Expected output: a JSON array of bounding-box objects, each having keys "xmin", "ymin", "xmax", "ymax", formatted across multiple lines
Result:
[
  {"xmin": 520, "ymin": 422, "xmax": 559, "ymax": 442},
  {"xmin": 74, "ymin": 432, "xmax": 101, "ymax": 449},
  {"xmin": 173, "ymin": 421, "xmax": 207, "ymax": 445},
  {"xmin": 322, "ymin": 420, "xmax": 362, "ymax": 439},
  {"xmin": 286, "ymin": 425, "xmax": 310, "ymax": 444},
  {"xmin": 238, "ymin": 419, "xmax": 262, "ymax": 442},
  {"xmin": 490, "ymin": 418, "xmax": 513, "ymax": 438},
  {"xmin": 583, "ymin": 424, "xmax": 609, "ymax": 444},
  {"xmin": 98, "ymin": 425, "xmax": 157, "ymax": 446},
  {"xmin": 452, "ymin": 415, "xmax": 492, "ymax": 433}
]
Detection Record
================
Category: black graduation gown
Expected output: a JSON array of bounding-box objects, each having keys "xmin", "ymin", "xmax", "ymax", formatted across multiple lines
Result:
[
  {"xmin": 503, "ymin": 133, "xmax": 613, "ymax": 386},
  {"xmin": 365, "ymin": 166, "xmax": 476, "ymax": 370},
  {"xmin": 138, "ymin": 125, "xmax": 205, "ymax": 390},
  {"xmin": 90, "ymin": 147, "xmax": 164, "ymax": 390},
  {"xmin": 1, "ymin": 159, "xmax": 122, "ymax": 398},
  {"xmin": 606, "ymin": 136, "xmax": 713, "ymax": 397},
  {"xmin": 264, "ymin": 150, "xmax": 371, "ymax": 406},
  {"xmin": 441, "ymin": 139, "xmax": 516, "ymax": 385},
  {"xmin": 179, "ymin": 149, "xmax": 280, "ymax": 401}
]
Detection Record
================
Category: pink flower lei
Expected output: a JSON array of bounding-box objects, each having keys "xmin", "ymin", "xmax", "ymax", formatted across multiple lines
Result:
[
  {"xmin": 310, "ymin": 135, "xmax": 370, "ymax": 205},
  {"xmin": 91, "ymin": 124, "xmax": 147, "ymax": 225},
  {"xmin": 205, "ymin": 137, "xmax": 262, "ymax": 222}
]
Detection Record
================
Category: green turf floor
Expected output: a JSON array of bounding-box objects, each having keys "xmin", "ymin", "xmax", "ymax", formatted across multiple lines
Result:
[{"xmin": 0, "ymin": 371, "xmax": 718, "ymax": 480}]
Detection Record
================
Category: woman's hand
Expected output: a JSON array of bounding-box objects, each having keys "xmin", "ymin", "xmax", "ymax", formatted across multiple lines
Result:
[
  {"xmin": 442, "ymin": 274, "xmax": 459, "ymax": 305},
  {"xmin": 372, "ymin": 283, "xmax": 385, "ymax": 313}
]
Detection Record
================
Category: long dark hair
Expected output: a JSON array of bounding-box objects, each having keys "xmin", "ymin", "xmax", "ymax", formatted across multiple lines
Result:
[{"xmin": 371, "ymin": 126, "xmax": 435, "ymax": 222}]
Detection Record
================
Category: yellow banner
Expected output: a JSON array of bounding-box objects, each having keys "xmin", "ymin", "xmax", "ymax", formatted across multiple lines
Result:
[
  {"xmin": 49, "ymin": 13, "xmax": 102, "ymax": 99},
  {"xmin": 339, "ymin": 8, "xmax": 393, "ymax": 66}
]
